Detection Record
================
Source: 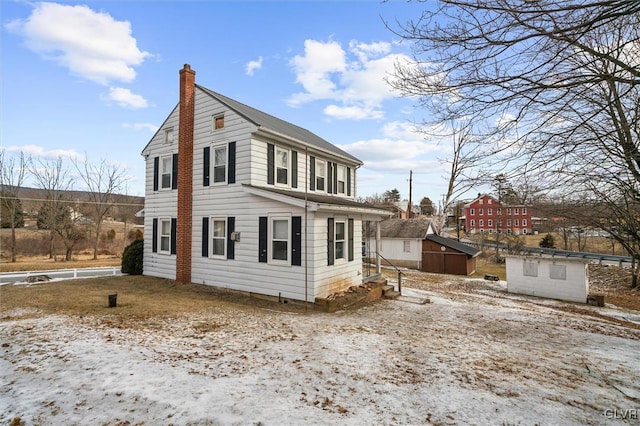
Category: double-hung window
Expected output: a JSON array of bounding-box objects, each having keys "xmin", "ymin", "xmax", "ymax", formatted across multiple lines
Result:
[
  {"xmin": 211, "ymin": 218, "xmax": 226, "ymax": 257},
  {"xmin": 337, "ymin": 166, "xmax": 346, "ymax": 194},
  {"xmin": 335, "ymin": 221, "xmax": 346, "ymax": 260},
  {"xmin": 161, "ymin": 155, "xmax": 173, "ymax": 189},
  {"xmin": 276, "ymin": 147, "xmax": 289, "ymax": 185},
  {"xmin": 272, "ymin": 217, "xmax": 289, "ymax": 262},
  {"xmin": 316, "ymin": 160, "xmax": 326, "ymax": 191},
  {"xmin": 213, "ymin": 145, "xmax": 227, "ymax": 184},
  {"xmin": 160, "ymin": 219, "xmax": 172, "ymax": 253}
]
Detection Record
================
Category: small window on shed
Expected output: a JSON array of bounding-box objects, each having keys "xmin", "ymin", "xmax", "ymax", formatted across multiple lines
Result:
[
  {"xmin": 523, "ymin": 261, "xmax": 538, "ymax": 277},
  {"xmin": 549, "ymin": 264, "xmax": 567, "ymax": 280},
  {"xmin": 214, "ymin": 114, "xmax": 224, "ymax": 130},
  {"xmin": 403, "ymin": 240, "xmax": 411, "ymax": 252}
]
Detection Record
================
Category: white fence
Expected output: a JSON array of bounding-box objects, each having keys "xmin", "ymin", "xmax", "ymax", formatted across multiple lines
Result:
[{"xmin": 0, "ymin": 267, "xmax": 121, "ymax": 285}]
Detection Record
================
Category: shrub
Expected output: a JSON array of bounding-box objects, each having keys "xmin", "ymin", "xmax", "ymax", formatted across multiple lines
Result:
[
  {"xmin": 127, "ymin": 228, "xmax": 143, "ymax": 241},
  {"xmin": 121, "ymin": 239, "xmax": 144, "ymax": 275},
  {"xmin": 539, "ymin": 233, "xmax": 556, "ymax": 249}
]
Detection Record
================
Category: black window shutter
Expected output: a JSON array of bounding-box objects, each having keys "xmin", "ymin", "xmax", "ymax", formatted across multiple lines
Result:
[
  {"xmin": 309, "ymin": 156, "xmax": 316, "ymax": 191},
  {"xmin": 292, "ymin": 216, "xmax": 302, "ymax": 266},
  {"xmin": 348, "ymin": 218, "xmax": 354, "ymax": 261},
  {"xmin": 172, "ymin": 153, "xmax": 179, "ymax": 190},
  {"xmin": 170, "ymin": 218, "xmax": 177, "ymax": 255},
  {"xmin": 327, "ymin": 218, "xmax": 335, "ymax": 266},
  {"xmin": 203, "ymin": 147, "xmax": 210, "ymax": 187},
  {"xmin": 347, "ymin": 167, "xmax": 352, "ymax": 196},
  {"xmin": 259, "ymin": 216, "xmax": 268, "ymax": 262},
  {"xmin": 152, "ymin": 218, "xmax": 158, "ymax": 253},
  {"xmin": 333, "ymin": 163, "xmax": 338, "ymax": 194},
  {"xmin": 202, "ymin": 217, "xmax": 209, "ymax": 257},
  {"xmin": 227, "ymin": 216, "xmax": 235, "ymax": 260},
  {"xmin": 327, "ymin": 163, "xmax": 333, "ymax": 194},
  {"xmin": 153, "ymin": 157, "xmax": 159, "ymax": 191},
  {"xmin": 291, "ymin": 150, "xmax": 298, "ymax": 188},
  {"xmin": 267, "ymin": 143, "xmax": 275, "ymax": 185},
  {"xmin": 228, "ymin": 142, "xmax": 236, "ymax": 184}
]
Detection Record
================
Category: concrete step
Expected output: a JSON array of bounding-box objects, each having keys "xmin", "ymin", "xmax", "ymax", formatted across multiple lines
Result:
[{"xmin": 383, "ymin": 290, "xmax": 401, "ymax": 299}]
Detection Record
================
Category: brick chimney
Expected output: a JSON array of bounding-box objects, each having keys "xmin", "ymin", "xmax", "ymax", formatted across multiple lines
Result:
[{"xmin": 176, "ymin": 64, "xmax": 195, "ymax": 284}]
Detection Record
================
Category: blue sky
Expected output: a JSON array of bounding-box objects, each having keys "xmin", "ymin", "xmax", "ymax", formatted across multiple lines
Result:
[{"xmin": 2, "ymin": 0, "xmax": 456, "ymax": 206}]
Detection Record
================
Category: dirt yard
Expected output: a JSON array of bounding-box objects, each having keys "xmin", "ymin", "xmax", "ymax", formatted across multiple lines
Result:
[{"xmin": 1, "ymin": 269, "xmax": 639, "ymax": 425}]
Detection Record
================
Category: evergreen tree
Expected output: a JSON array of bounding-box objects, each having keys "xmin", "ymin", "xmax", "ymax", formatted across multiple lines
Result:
[{"xmin": 539, "ymin": 233, "xmax": 556, "ymax": 249}]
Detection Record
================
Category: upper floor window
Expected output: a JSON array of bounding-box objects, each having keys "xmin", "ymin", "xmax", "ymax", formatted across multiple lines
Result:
[
  {"xmin": 497, "ymin": 208, "xmax": 502, "ymax": 215},
  {"xmin": 488, "ymin": 198, "xmax": 492, "ymax": 204},
  {"xmin": 213, "ymin": 144, "xmax": 227, "ymax": 184},
  {"xmin": 507, "ymin": 208, "xmax": 512, "ymax": 215},
  {"xmin": 337, "ymin": 165, "xmax": 346, "ymax": 194},
  {"xmin": 276, "ymin": 147, "xmax": 289, "ymax": 185},
  {"xmin": 161, "ymin": 155, "xmax": 173, "ymax": 189},
  {"xmin": 479, "ymin": 208, "xmax": 484, "ymax": 215},
  {"xmin": 164, "ymin": 128, "xmax": 174, "ymax": 144},
  {"xmin": 213, "ymin": 114, "xmax": 224, "ymax": 130},
  {"xmin": 470, "ymin": 208, "xmax": 475, "ymax": 215},
  {"xmin": 488, "ymin": 208, "xmax": 493, "ymax": 215},
  {"xmin": 488, "ymin": 219, "xmax": 493, "ymax": 227},
  {"xmin": 514, "ymin": 208, "xmax": 519, "ymax": 215},
  {"xmin": 479, "ymin": 219, "xmax": 484, "ymax": 227},
  {"xmin": 523, "ymin": 219, "xmax": 528, "ymax": 226},
  {"xmin": 316, "ymin": 160, "xmax": 326, "ymax": 191},
  {"xmin": 479, "ymin": 199, "xmax": 484, "ymax": 204},
  {"xmin": 522, "ymin": 208, "xmax": 527, "ymax": 214},
  {"xmin": 515, "ymin": 219, "xmax": 520, "ymax": 226}
]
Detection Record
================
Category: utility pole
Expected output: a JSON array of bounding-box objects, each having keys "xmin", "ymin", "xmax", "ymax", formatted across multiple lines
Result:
[{"xmin": 407, "ymin": 170, "xmax": 413, "ymax": 219}]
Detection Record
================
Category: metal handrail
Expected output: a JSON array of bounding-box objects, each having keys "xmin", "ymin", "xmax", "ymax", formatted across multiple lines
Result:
[{"xmin": 375, "ymin": 251, "xmax": 403, "ymax": 294}]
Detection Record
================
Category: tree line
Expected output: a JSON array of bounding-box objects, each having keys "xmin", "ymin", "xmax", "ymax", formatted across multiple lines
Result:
[{"xmin": 0, "ymin": 151, "xmax": 142, "ymax": 262}]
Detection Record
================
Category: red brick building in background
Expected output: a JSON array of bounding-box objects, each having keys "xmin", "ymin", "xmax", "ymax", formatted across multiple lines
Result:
[{"xmin": 462, "ymin": 194, "xmax": 532, "ymax": 235}]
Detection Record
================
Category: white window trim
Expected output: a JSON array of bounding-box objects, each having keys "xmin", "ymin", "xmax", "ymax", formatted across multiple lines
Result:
[
  {"xmin": 337, "ymin": 165, "xmax": 346, "ymax": 194},
  {"xmin": 164, "ymin": 128, "xmax": 174, "ymax": 145},
  {"xmin": 470, "ymin": 208, "xmax": 475, "ymax": 215},
  {"xmin": 213, "ymin": 114, "xmax": 224, "ymax": 131},
  {"xmin": 275, "ymin": 147, "xmax": 290, "ymax": 187},
  {"xmin": 522, "ymin": 208, "xmax": 527, "ymax": 214},
  {"xmin": 160, "ymin": 155, "xmax": 173, "ymax": 190},
  {"xmin": 334, "ymin": 218, "xmax": 347, "ymax": 263},
  {"xmin": 403, "ymin": 240, "xmax": 411, "ymax": 253},
  {"xmin": 159, "ymin": 218, "xmax": 172, "ymax": 255},
  {"xmin": 316, "ymin": 159, "xmax": 326, "ymax": 192},
  {"xmin": 209, "ymin": 217, "xmax": 227, "ymax": 259},
  {"xmin": 212, "ymin": 143, "xmax": 228, "ymax": 185},
  {"xmin": 269, "ymin": 215, "xmax": 291, "ymax": 265}
]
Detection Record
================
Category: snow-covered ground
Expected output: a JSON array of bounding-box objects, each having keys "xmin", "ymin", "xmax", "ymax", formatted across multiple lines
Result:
[{"xmin": 2, "ymin": 282, "xmax": 639, "ymax": 425}]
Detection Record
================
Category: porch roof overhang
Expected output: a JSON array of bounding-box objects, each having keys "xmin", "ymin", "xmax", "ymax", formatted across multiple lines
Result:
[{"xmin": 242, "ymin": 184, "xmax": 393, "ymax": 220}]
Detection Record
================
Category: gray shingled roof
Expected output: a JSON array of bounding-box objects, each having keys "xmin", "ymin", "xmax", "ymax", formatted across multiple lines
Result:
[
  {"xmin": 365, "ymin": 218, "xmax": 434, "ymax": 239},
  {"xmin": 243, "ymin": 184, "xmax": 391, "ymax": 211},
  {"xmin": 197, "ymin": 85, "xmax": 361, "ymax": 164},
  {"xmin": 425, "ymin": 234, "xmax": 481, "ymax": 257}
]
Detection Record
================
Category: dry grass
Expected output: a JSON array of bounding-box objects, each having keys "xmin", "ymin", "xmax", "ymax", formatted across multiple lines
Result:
[
  {"xmin": 0, "ymin": 255, "xmax": 121, "ymax": 272},
  {"xmin": 0, "ymin": 276, "xmax": 311, "ymax": 327}
]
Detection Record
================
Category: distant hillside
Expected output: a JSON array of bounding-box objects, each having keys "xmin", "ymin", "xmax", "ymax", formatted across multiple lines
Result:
[{"xmin": 2, "ymin": 186, "xmax": 144, "ymax": 216}]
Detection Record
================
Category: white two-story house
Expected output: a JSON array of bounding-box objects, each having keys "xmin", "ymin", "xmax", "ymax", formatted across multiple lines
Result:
[{"xmin": 140, "ymin": 64, "xmax": 390, "ymax": 302}]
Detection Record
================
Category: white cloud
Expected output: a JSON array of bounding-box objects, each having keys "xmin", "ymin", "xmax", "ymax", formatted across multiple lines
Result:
[
  {"xmin": 287, "ymin": 39, "xmax": 412, "ymax": 120},
  {"xmin": 4, "ymin": 144, "xmax": 83, "ymax": 160},
  {"xmin": 323, "ymin": 104, "xmax": 383, "ymax": 121},
  {"xmin": 122, "ymin": 122, "xmax": 159, "ymax": 132},
  {"xmin": 5, "ymin": 2, "xmax": 150, "ymax": 85},
  {"xmin": 245, "ymin": 56, "xmax": 263, "ymax": 76},
  {"xmin": 105, "ymin": 87, "xmax": 148, "ymax": 109}
]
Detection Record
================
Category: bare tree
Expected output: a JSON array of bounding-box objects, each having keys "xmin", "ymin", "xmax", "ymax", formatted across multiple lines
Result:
[
  {"xmin": 74, "ymin": 157, "xmax": 129, "ymax": 260},
  {"xmin": 389, "ymin": 0, "xmax": 640, "ymax": 286},
  {"xmin": 0, "ymin": 151, "xmax": 30, "ymax": 262},
  {"xmin": 31, "ymin": 157, "xmax": 73, "ymax": 260}
]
